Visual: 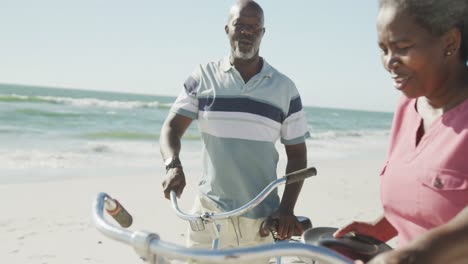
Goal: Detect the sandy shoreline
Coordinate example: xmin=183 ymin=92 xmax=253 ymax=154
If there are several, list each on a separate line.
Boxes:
xmin=1 ymin=143 xmax=390 ymax=263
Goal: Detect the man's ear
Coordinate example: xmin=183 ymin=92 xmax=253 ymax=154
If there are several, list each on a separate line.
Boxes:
xmin=225 ymin=25 xmax=229 ymax=35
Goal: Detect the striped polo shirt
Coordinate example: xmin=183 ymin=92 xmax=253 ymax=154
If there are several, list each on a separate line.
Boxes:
xmin=171 ymin=57 xmax=310 ymax=218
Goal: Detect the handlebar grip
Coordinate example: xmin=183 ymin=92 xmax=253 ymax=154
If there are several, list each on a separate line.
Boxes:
xmin=285 ymin=167 xmax=317 ymax=184
xmin=105 ymin=198 xmax=133 ymax=228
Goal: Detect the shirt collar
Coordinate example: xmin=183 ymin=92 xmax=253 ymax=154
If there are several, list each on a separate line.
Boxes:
xmin=221 ymin=56 xmax=233 ymax=72
xmin=221 ymin=56 xmax=273 ymax=78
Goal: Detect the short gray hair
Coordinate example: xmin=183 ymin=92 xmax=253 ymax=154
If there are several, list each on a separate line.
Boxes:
xmin=227 ymin=0 xmax=264 ymax=25
xmin=379 ymin=0 xmax=468 ymax=62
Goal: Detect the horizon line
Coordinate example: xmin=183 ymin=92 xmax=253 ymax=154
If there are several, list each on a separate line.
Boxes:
xmin=0 ymin=81 xmax=394 ymax=114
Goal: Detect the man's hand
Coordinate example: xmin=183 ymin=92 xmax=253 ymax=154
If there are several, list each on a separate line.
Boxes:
xmin=261 ymin=209 xmax=304 ymax=240
xmin=266 ymin=142 xmax=307 ymax=240
xmin=162 ymin=167 xmax=186 ymax=199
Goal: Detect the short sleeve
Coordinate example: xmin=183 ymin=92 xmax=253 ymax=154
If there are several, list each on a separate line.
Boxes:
xmin=280 ymin=95 xmax=310 ymax=145
xmin=170 ymin=67 xmax=201 ymax=120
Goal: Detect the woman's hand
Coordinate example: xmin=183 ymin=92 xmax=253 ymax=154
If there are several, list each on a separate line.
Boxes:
xmin=334 ymin=221 xmax=378 ymax=238
xmin=334 ymin=216 xmax=397 ymax=242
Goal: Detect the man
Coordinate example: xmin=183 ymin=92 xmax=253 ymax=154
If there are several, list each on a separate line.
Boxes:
xmin=159 ymin=0 xmax=310 ymax=255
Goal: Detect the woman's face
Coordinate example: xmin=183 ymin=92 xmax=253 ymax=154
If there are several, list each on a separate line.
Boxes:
xmin=377 ymin=5 xmax=449 ymax=98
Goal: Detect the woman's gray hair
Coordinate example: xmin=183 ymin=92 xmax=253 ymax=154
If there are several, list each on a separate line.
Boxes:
xmin=379 ymin=0 xmax=468 ymax=62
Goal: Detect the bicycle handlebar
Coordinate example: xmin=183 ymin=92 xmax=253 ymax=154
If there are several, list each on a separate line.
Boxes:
xmin=285 ymin=167 xmax=317 ymax=184
xmin=93 ymin=192 xmax=352 ymax=264
xmin=170 ymin=167 xmax=317 ymax=222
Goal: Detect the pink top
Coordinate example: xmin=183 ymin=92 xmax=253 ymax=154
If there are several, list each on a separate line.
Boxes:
xmin=380 ymin=96 xmax=468 ymax=246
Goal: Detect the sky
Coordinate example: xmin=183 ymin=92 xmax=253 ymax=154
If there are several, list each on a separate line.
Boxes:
xmin=0 ymin=0 xmax=401 ymax=112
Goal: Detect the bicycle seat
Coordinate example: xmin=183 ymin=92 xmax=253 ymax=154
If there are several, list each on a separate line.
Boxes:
xmin=295 ymin=216 xmax=312 ymax=236
xmin=302 ymin=227 xmax=392 ymax=262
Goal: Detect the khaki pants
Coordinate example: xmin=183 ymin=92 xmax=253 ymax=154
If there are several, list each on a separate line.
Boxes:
xmin=186 ymin=195 xmax=274 ymax=264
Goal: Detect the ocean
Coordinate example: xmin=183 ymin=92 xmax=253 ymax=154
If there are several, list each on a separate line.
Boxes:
xmin=0 ymin=83 xmax=393 ymax=183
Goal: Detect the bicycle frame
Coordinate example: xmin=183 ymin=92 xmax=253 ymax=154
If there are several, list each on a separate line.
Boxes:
xmin=93 ymin=192 xmax=353 ymax=264
xmin=170 ymin=167 xmax=318 ymax=250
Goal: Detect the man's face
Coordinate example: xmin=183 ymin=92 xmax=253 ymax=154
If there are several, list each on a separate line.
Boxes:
xmin=225 ymin=5 xmax=265 ymax=60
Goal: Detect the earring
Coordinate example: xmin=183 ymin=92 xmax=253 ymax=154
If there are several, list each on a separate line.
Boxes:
xmin=445 ymin=51 xmax=453 ymax=56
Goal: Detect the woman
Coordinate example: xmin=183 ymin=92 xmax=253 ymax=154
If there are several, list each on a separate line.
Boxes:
xmin=335 ymin=0 xmax=468 ymax=263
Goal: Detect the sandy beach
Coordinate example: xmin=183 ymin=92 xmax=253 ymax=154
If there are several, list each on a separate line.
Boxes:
xmin=0 ymin=139 xmax=391 ymax=264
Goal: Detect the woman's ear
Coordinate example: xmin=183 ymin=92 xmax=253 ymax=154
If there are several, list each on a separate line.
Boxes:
xmin=442 ymin=27 xmax=462 ymax=56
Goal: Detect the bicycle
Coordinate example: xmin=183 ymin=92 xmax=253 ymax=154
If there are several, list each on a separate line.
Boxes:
xmin=169 ymin=167 xmax=316 ymax=263
xmin=92 ymin=167 xmax=353 ymax=263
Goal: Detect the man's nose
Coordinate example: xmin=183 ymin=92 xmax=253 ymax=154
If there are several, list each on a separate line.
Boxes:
xmin=240 ymin=28 xmax=254 ymax=36
xmin=238 ymin=24 xmax=256 ymax=35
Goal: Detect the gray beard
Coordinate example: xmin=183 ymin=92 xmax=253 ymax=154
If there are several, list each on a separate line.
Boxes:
xmin=232 ymin=46 xmax=256 ymax=60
